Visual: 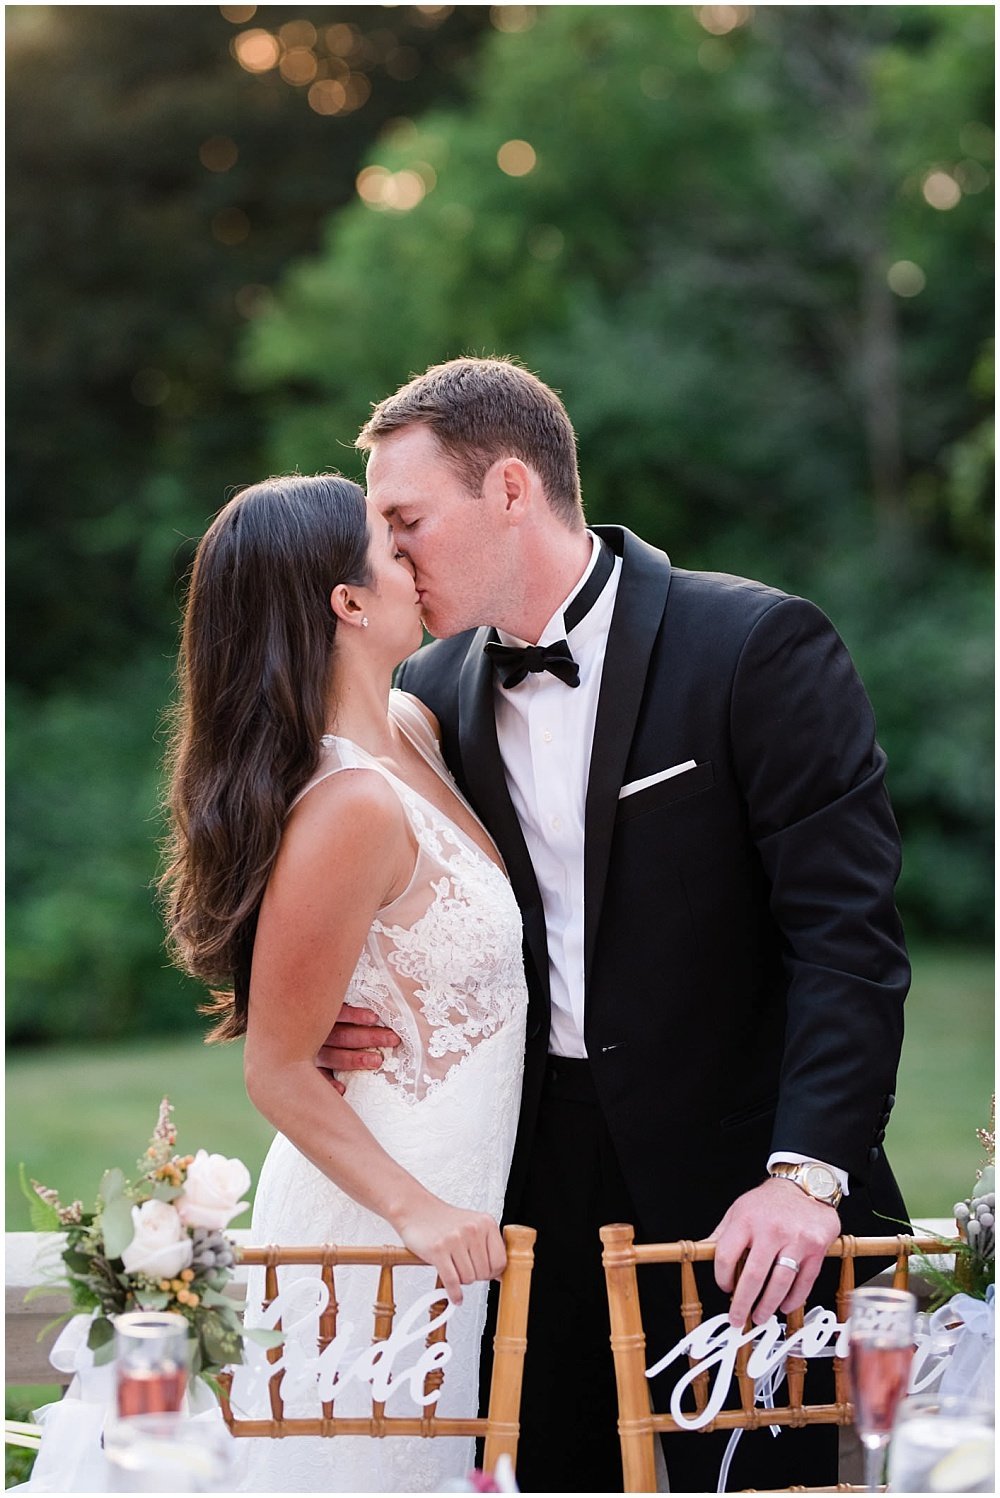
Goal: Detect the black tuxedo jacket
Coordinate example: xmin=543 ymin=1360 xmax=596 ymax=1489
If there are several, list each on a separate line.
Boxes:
xmin=396 ymin=526 xmax=908 ymax=1240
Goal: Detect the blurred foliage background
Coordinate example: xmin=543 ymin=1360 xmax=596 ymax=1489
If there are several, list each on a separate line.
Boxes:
xmin=6 ymin=3 xmax=994 ymax=1053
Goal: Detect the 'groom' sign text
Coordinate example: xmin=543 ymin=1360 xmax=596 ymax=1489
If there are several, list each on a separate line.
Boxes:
xmin=645 ymin=1307 xmax=850 ymax=1429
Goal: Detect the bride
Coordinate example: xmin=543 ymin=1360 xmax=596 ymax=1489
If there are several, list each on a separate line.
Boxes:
xmin=160 ymin=473 xmax=528 ymax=1492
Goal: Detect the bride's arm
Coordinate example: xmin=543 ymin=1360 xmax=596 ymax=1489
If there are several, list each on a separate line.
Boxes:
xmin=243 ymin=768 xmax=505 ymax=1303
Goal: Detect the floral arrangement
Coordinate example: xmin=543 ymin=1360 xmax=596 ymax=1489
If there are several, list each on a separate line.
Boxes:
xmin=22 ymin=1098 xmax=277 ymax=1387
xmin=918 ymin=1099 xmax=995 ymax=1310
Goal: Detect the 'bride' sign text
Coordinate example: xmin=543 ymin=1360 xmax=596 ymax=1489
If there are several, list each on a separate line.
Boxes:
xmin=228 ymin=1279 xmax=457 ymax=1413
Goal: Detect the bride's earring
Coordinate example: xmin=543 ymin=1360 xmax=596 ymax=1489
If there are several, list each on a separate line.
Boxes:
xmin=361 ymin=617 xmax=369 ymax=628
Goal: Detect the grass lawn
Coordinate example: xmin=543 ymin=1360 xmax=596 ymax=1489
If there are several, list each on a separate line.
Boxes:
xmin=6 ymin=1036 xmax=275 ymax=1230
xmin=3 ymin=944 xmax=993 ymax=1487
xmin=5 ymin=943 xmax=994 ymax=1227
xmin=883 ymin=943 xmax=995 ymax=1217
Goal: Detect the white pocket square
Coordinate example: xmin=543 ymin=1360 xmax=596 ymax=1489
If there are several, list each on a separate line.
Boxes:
xmin=619 ymin=761 xmax=698 ymax=800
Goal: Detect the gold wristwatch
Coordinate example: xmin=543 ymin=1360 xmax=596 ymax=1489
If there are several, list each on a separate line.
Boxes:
xmin=768 ymin=1160 xmax=843 ymax=1209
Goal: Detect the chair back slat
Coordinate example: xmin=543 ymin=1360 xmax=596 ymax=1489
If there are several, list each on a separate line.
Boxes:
xmin=601 ymin=1227 xmax=950 ymax=1493
xmin=784 ymin=1306 xmax=807 ymax=1415
xmin=678 ymin=1248 xmax=710 ymax=1415
xmin=263 ymin=1257 xmax=284 ymax=1421
xmin=892 ymin=1243 xmax=912 ymax=1290
xmin=735 ymin=1328 xmax=757 ymax=1418
xmin=421 ymin=1288 xmax=450 ymax=1424
xmin=220 ymin=1224 xmax=535 ymax=1475
xmin=370 ymin=1262 xmax=397 ymax=1429
xmin=320 ymin=1260 xmax=338 ymax=1419
xmin=833 ymin=1247 xmax=856 ymax=1409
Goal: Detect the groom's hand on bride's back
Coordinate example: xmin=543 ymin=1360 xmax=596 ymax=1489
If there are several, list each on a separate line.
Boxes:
xmin=315 ymin=1003 xmax=402 ymax=1095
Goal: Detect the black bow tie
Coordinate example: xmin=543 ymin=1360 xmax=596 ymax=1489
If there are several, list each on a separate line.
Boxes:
xmin=483 ymin=536 xmax=615 ymax=690
xmin=483 ymin=638 xmax=580 ymax=689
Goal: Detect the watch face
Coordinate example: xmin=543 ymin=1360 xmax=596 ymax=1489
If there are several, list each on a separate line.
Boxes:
xmin=804 ymin=1164 xmax=837 ymax=1199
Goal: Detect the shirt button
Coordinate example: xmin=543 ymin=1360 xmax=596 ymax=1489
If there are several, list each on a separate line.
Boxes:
xmin=542 ymin=730 xmax=553 ymax=743
xmin=550 ymin=816 xmax=561 ymax=832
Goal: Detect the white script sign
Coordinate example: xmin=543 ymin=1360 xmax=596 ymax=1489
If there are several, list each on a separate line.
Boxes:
xmin=228 ymin=1278 xmax=457 ymax=1414
xmin=645 ymin=1307 xmax=850 ymax=1429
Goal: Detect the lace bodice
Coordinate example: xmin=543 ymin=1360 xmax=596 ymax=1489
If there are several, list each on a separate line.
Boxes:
xmin=292 ymin=691 xmax=526 ymax=1104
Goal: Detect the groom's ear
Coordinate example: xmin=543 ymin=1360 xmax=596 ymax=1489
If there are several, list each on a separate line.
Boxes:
xmin=492 ymin=457 xmax=532 ymax=523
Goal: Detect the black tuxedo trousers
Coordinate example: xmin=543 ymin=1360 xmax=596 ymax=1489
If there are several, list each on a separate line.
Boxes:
xmin=397 ymin=528 xmax=909 ymax=1491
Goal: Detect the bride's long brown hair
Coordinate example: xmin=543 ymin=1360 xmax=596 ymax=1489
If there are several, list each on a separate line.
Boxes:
xmin=159 ymin=474 xmax=372 ymax=1040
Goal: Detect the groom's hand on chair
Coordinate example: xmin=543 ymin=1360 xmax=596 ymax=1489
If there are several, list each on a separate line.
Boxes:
xmin=315 ymin=1004 xmax=402 ymax=1096
xmin=709 ymin=1179 xmax=840 ymax=1329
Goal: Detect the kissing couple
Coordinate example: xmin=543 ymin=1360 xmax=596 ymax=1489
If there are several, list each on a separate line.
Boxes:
xmin=161 ymin=356 xmax=909 ymax=1493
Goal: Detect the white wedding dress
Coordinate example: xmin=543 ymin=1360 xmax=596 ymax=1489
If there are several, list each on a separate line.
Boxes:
xmin=231 ymin=691 xmax=528 ymax=1493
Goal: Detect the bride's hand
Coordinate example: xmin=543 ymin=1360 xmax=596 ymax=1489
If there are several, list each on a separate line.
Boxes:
xmin=394 ymin=1200 xmax=507 ymax=1306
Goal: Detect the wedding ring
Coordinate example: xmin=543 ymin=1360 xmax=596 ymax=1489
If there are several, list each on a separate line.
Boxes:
xmin=777 ymin=1255 xmax=800 ymax=1272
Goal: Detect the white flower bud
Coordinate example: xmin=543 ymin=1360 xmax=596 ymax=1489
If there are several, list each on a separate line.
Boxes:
xmin=121 ymin=1200 xmax=193 ymax=1279
xmin=176 ymin=1150 xmax=250 ymax=1231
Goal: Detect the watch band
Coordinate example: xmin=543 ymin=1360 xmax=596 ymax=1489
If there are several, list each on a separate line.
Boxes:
xmin=768 ymin=1160 xmax=843 ymax=1209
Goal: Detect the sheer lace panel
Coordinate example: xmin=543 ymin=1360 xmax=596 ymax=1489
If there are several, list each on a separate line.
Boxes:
xmin=293 ymin=692 xmax=526 ymax=1104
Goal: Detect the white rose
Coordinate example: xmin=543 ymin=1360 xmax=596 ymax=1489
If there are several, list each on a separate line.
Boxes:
xmin=176 ymin=1150 xmax=251 ymax=1231
xmin=121 ymin=1200 xmax=193 ymax=1279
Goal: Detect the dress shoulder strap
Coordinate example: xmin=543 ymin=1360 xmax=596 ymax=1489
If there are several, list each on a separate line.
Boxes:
xmin=287 ymin=738 xmax=381 ymax=814
xmin=389 ymin=690 xmax=441 ymax=762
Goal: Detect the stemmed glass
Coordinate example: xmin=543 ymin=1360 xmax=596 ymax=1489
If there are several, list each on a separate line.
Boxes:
xmin=114 ymin=1310 xmax=190 ymax=1417
xmin=848 ymin=1286 xmax=917 ymax=1492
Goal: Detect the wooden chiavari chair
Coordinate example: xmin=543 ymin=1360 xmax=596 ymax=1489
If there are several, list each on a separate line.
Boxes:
xmin=600 ymin=1226 xmax=951 ymax=1493
xmin=218 ymin=1223 xmax=535 ymax=1473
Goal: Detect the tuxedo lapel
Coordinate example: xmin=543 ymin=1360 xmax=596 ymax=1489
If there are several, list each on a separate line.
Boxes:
xmin=583 ymin=527 xmax=673 ymax=988
xmin=457 ymin=632 xmax=550 ymax=1004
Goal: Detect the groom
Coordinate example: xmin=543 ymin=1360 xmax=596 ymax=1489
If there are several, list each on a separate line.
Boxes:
xmin=321 ymin=357 xmax=909 ymax=1492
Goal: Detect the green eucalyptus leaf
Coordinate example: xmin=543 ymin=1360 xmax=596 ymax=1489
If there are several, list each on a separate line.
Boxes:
xmin=199 ymin=1310 xmax=241 ymax=1366
xmin=198 ymin=1370 xmax=224 ymax=1401
xmin=93 ymin=1337 xmax=117 ymax=1367
xmin=99 ymin=1168 xmax=126 ymax=1204
xmin=197 ymin=1287 xmax=232 ymax=1309
xmin=217 ymin=1304 xmax=244 ymax=1327
xmin=87 ymin=1316 xmax=115 ymax=1352
xmin=135 ymin=1290 xmax=170 ymax=1310
xmin=242 ymin=1326 xmax=285 ymax=1349
xmin=150 ymin=1182 xmax=183 ymax=1202
xmin=63 ymin=1249 xmax=93 ymax=1274
xmin=101 ymin=1196 xmax=135 ymax=1260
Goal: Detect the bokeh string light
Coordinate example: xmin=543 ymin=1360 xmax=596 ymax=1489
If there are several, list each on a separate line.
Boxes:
xmin=922 ymin=170 xmax=962 ymax=210
xmin=226 ymin=10 xmax=450 ymax=115
xmin=887 ymin=261 xmax=926 ymax=298
xmin=695 ymin=6 xmax=753 ymax=36
xmin=199 ymin=136 xmax=238 ymax=173
xmin=497 ymin=139 xmax=537 ymax=177
xmin=490 ymin=6 xmax=536 ymax=33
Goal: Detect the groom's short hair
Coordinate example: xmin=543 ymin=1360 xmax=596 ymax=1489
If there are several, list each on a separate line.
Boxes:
xmin=356 ymin=356 xmax=584 ymax=527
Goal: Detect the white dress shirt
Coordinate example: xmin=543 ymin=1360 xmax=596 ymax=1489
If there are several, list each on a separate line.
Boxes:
xmin=493 ymin=533 xmax=619 ymax=1059
xmin=491 ymin=532 xmax=848 ymax=1193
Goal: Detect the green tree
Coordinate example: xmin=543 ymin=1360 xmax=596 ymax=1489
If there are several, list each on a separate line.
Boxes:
xmin=7 ymin=3 xmax=490 ymax=692
xmin=6 ymin=4 xmax=492 ymax=1041
xmin=243 ymin=4 xmax=994 ymax=938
